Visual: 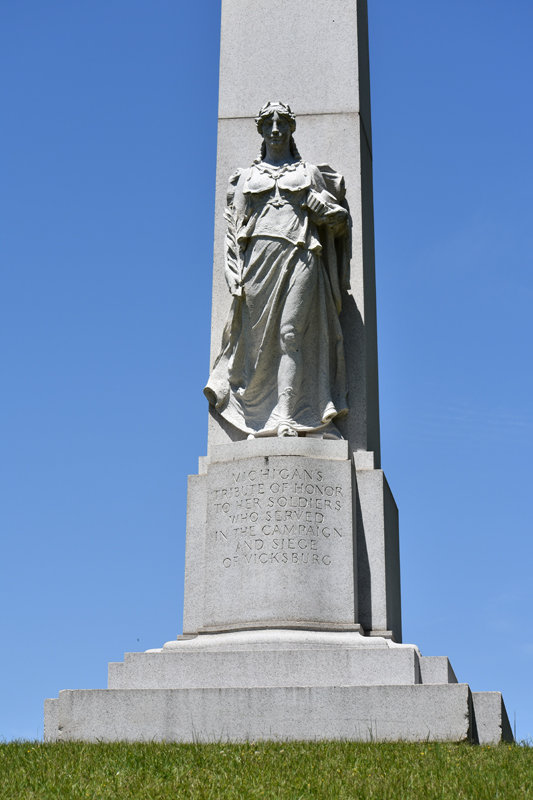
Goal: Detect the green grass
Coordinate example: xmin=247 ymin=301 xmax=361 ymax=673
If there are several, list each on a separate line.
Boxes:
xmin=0 ymin=740 xmax=531 ymax=799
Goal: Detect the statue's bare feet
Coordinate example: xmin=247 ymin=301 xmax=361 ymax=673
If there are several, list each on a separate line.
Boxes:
xmin=277 ymin=423 xmax=298 ymax=437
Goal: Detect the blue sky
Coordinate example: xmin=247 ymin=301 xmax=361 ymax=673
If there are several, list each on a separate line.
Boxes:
xmin=1 ymin=0 xmax=532 ymax=742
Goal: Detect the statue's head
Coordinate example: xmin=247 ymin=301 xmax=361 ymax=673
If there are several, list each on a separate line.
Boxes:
xmin=254 ymin=101 xmax=300 ymax=162
xmin=255 ymin=101 xmax=296 ymax=135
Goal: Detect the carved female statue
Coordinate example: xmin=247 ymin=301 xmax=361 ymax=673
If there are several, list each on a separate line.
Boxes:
xmin=204 ymin=101 xmax=350 ymax=438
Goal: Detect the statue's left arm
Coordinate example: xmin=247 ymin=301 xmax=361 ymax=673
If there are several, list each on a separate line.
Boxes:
xmin=305 ymin=164 xmax=348 ymax=234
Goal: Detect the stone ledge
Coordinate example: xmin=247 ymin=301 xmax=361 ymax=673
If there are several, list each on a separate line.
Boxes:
xmin=107 ymin=642 xmax=419 ymax=690
xmin=207 ymin=438 xmax=352 ymax=464
xmin=47 ymin=684 xmax=473 ymax=743
xmin=196 ymin=621 xmax=364 ymax=635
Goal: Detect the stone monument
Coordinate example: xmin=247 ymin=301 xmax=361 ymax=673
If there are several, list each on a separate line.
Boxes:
xmin=44 ymin=0 xmax=512 ymax=744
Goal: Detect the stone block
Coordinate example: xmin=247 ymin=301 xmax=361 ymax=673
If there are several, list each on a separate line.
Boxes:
xmin=472 ymin=692 xmax=514 ymax=744
xmin=354 ymin=451 xmax=375 ymax=470
xmin=218 ymin=0 xmax=363 ymax=120
xmin=55 ymin=683 xmax=472 ymax=743
xmin=182 ymin=473 xmax=207 ymax=635
xmin=419 ymin=656 xmax=458 ymax=685
xmin=202 ymin=449 xmax=357 ymax=630
xmin=356 ymin=469 xmax=401 ymax=641
xmin=44 ymin=698 xmax=58 ymax=742
xmin=108 ymin=663 xmax=124 ymax=689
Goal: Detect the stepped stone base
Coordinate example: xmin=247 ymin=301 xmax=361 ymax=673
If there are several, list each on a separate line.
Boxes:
xmin=42 ymin=436 xmax=511 ymax=746
xmin=44 ymin=631 xmax=512 ymax=744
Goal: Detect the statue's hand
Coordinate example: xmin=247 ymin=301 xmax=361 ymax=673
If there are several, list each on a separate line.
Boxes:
xmin=305 ymin=190 xmax=348 ymax=230
xmin=323 ymin=207 xmax=348 ymax=228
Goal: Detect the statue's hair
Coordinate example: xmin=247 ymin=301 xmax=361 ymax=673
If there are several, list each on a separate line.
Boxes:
xmin=255 ymin=101 xmax=296 ymax=134
xmin=255 ymin=101 xmax=301 ymax=163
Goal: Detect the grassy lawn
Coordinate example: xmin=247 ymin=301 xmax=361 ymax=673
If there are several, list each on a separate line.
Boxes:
xmin=0 ymin=740 xmax=531 ymax=799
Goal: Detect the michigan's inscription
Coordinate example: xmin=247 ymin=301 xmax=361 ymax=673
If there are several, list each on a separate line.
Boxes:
xmin=209 ymin=465 xmax=345 ymax=568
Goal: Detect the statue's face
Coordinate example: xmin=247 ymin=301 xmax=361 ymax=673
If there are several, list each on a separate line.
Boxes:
xmin=262 ymin=111 xmax=292 ymax=150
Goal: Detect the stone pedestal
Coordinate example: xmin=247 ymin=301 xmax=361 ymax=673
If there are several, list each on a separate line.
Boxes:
xmin=184 ymin=439 xmax=401 ymax=642
xmin=198 ymin=441 xmax=358 ymax=632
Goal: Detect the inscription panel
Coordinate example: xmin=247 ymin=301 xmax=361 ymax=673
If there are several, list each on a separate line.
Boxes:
xmin=203 ymin=455 xmax=356 ymax=628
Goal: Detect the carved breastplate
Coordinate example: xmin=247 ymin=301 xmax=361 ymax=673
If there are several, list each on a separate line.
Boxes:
xmin=243 ymin=162 xmax=311 ymax=210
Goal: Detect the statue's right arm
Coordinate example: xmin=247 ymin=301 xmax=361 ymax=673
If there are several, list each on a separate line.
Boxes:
xmin=224 ymin=168 xmax=250 ymax=297
xmin=231 ymin=169 xmax=249 ymax=221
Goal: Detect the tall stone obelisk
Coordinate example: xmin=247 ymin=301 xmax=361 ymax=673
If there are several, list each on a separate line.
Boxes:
xmin=44 ymin=0 xmax=513 ymax=745
xmin=210 ymin=0 xmax=380 ymax=460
